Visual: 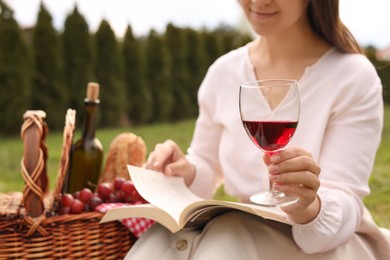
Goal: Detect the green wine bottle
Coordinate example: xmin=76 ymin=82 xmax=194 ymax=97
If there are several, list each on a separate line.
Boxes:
xmin=65 ymin=82 xmax=103 ymax=193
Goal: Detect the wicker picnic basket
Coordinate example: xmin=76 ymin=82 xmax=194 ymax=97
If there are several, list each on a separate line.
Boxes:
xmin=0 ymin=110 xmax=136 ymax=259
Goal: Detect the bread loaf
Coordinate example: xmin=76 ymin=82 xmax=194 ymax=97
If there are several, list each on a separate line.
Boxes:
xmin=99 ymin=132 xmax=146 ymax=183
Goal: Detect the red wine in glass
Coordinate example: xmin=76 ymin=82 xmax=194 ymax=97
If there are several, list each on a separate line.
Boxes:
xmin=242 ymin=120 xmax=298 ymax=152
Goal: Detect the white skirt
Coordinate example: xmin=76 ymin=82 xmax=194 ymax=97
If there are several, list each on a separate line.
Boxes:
xmin=125 ymin=210 xmax=390 ymax=260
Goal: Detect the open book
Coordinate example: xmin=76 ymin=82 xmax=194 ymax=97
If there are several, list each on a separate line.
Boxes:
xmin=100 ymin=165 xmax=290 ymax=233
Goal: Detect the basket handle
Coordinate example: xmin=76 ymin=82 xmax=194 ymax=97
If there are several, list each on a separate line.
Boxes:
xmin=20 ymin=110 xmax=48 ymax=218
xmin=50 ymin=109 xmax=76 ymax=210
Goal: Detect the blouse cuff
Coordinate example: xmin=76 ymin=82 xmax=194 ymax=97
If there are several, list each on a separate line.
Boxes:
xmin=290 ymin=194 xmax=343 ymax=253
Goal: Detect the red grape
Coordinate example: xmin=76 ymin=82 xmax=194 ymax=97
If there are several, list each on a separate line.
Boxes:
xmin=114 ymin=177 xmax=126 ymax=191
xmin=97 ymin=182 xmax=113 ymax=199
xmin=121 ymin=180 xmax=135 ymax=196
xmin=61 ymin=193 xmax=74 ymax=207
xmin=84 ymin=203 xmax=90 ymax=212
xmin=73 ymin=191 xmax=80 ymax=199
xmin=79 ymin=188 xmax=93 ymax=203
xmin=115 ymin=190 xmax=125 ymax=201
xmin=107 ymin=192 xmax=120 ymax=203
xmin=59 ymin=206 xmax=70 ymax=215
xmin=89 ymin=196 xmax=103 ymax=211
xmin=123 ymin=195 xmax=135 ymax=203
xmin=57 ymin=177 xmax=147 ymax=215
xmin=70 ymin=199 xmax=84 ymax=214
xmin=132 ymin=190 xmax=146 ymax=203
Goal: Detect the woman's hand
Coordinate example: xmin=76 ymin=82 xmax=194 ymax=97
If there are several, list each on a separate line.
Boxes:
xmin=144 ymin=139 xmax=195 ymax=186
xmin=264 ymin=147 xmax=321 ymax=224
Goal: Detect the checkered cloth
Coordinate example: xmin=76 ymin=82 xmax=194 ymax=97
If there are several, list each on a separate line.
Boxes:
xmin=96 ymin=202 xmax=155 ymax=238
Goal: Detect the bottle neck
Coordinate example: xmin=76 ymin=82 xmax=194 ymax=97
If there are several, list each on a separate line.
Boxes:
xmin=82 ymin=100 xmax=99 ymax=140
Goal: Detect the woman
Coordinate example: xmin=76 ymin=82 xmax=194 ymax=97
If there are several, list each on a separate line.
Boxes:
xmin=126 ymin=0 xmax=390 ymax=259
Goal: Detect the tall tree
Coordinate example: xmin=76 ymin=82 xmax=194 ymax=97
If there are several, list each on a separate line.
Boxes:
xmin=216 ymin=25 xmax=253 ymax=53
xmin=216 ymin=26 xmax=237 ymax=55
xmin=145 ymin=29 xmax=173 ymax=122
xmin=122 ymin=25 xmax=152 ymax=124
xmin=202 ymin=30 xmax=223 ymax=68
xmin=0 ymin=1 xmax=30 ymax=135
xmin=94 ymin=19 xmax=125 ymax=127
xmin=165 ymin=23 xmax=193 ymax=120
xmin=378 ymin=64 xmax=390 ymax=104
xmin=31 ymin=3 xmax=67 ymax=130
xmin=62 ymin=6 xmax=94 ymax=121
xmin=366 ymin=46 xmax=390 ymax=104
xmin=183 ymin=27 xmax=207 ymax=115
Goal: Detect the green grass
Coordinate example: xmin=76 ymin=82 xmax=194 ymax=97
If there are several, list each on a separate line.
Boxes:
xmin=0 ymin=119 xmax=196 ymax=192
xmin=1 ymin=106 xmax=389 ymax=228
xmin=364 ymin=105 xmax=390 ymax=228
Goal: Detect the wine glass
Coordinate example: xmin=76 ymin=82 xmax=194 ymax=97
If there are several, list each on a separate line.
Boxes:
xmin=239 ymin=79 xmax=300 ymax=207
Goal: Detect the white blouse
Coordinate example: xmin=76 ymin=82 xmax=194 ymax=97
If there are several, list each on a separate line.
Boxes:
xmin=186 ymin=44 xmax=384 ymax=253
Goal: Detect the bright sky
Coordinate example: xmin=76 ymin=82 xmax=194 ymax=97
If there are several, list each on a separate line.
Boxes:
xmin=3 ymin=0 xmax=390 ymax=49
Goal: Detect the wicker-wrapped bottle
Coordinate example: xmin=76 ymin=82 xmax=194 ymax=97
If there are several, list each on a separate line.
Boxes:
xmin=65 ymin=82 xmax=103 ymax=193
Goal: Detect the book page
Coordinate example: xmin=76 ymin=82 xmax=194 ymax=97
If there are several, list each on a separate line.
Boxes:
xmin=128 ymin=165 xmax=203 ymax=224
xmin=100 ymin=203 xmax=181 ymax=233
xmin=101 ymin=166 xmax=289 ymax=232
xmin=182 ymin=200 xmax=288 ymax=225
xmin=183 ymin=205 xmax=236 ymax=230
xmin=129 ymin=165 xmax=288 ymax=226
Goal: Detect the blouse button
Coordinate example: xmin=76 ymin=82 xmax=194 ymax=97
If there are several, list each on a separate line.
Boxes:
xmin=176 ymin=239 xmax=188 ymax=251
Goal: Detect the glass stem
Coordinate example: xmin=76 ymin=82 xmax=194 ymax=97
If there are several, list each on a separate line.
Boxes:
xmin=269 ymin=179 xmax=278 ymax=194
xmin=266 ymin=150 xmax=281 ymax=194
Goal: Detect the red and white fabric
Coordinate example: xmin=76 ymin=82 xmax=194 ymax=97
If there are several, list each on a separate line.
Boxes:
xmin=96 ymin=202 xmax=155 ymax=238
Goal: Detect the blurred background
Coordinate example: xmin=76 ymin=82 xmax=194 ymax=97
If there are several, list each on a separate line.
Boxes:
xmin=0 ymin=0 xmax=389 ymax=134
xmin=0 ymin=0 xmax=389 ymax=227
xmin=5 ymin=0 xmax=390 ymax=48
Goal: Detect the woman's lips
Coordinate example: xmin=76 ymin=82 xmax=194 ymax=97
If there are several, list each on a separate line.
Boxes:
xmin=250 ymin=10 xmax=277 ymax=19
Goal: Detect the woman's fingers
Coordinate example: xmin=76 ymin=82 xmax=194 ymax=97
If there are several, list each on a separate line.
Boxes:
xmin=144 ymin=140 xmax=195 ymax=186
xmin=145 ymin=140 xmax=182 ymax=171
xmin=145 ymin=150 xmax=164 ymax=171
xmin=269 ymin=148 xmax=321 ymax=178
xmin=272 ymin=172 xmax=319 ymax=194
xmin=165 ymin=158 xmax=195 ymax=186
xmin=267 ymin=147 xmax=321 ymax=217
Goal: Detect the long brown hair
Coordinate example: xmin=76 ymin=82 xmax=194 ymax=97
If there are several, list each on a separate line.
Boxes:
xmin=308 ymin=0 xmax=362 ymax=54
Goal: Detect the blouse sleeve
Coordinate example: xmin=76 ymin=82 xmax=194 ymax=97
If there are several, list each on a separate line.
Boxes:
xmin=186 ymin=64 xmax=224 ymax=199
xmin=291 ymin=62 xmax=384 ymax=253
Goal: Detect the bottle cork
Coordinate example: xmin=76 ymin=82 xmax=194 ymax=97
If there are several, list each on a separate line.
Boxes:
xmin=86 ymin=82 xmax=100 ymax=101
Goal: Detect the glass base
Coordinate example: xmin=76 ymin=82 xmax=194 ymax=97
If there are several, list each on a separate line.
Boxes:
xmin=250 ymin=190 xmax=299 ymax=207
